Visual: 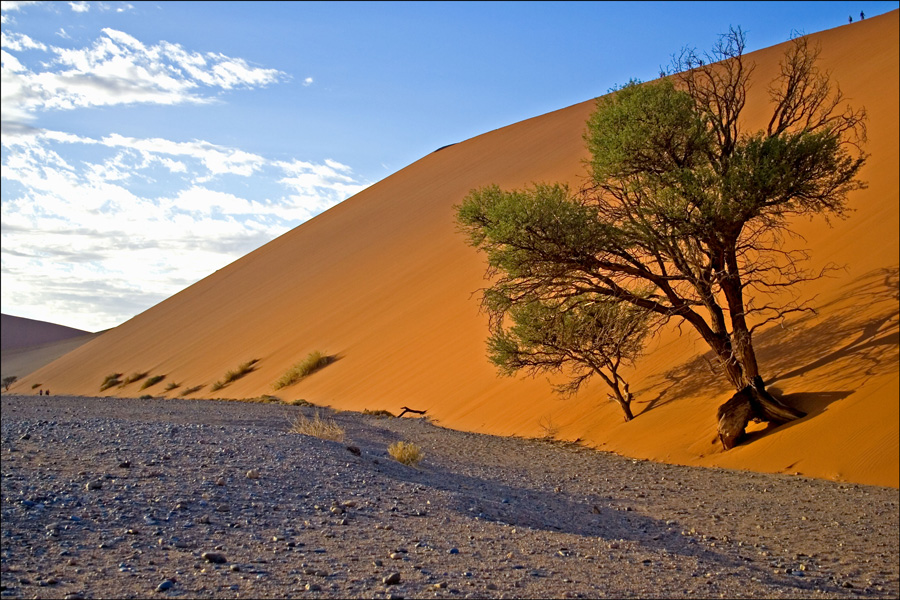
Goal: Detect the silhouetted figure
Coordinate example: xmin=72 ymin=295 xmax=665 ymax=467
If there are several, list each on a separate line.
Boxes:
xmin=860 ymin=11 xmax=865 ymax=20
xmin=848 ymin=15 xmax=853 ymax=23
xmin=38 ymin=390 xmax=43 ymax=395
xmin=46 ymin=389 xmax=50 ymax=396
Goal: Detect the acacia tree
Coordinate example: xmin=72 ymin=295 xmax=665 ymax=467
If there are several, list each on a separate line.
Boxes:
xmin=457 ymin=28 xmax=866 ymax=427
xmin=486 ymin=288 xmax=652 ymax=421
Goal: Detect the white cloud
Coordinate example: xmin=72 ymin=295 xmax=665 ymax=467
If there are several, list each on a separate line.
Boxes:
xmin=303 ymin=76 xmax=313 ymax=86
xmin=68 ymin=1 xmax=90 ymax=13
xmin=1 ymin=27 xmax=286 ymax=122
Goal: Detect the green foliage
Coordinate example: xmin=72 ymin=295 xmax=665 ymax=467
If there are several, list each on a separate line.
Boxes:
xmin=274 ymin=351 xmax=332 ymax=390
xmin=2 ymin=376 xmax=17 ymax=391
xmin=223 ymin=359 xmax=259 ymax=384
xmin=457 ymin=28 xmax=866 ymax=400
xmin=164 ymin=381 xmax=180 ymax=392
xmin=140 ymin=375 xmax=166 ymax=390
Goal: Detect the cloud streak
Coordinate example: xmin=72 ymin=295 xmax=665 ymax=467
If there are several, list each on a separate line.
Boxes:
xmin=2 ymin=26 xmax=285 ymax=124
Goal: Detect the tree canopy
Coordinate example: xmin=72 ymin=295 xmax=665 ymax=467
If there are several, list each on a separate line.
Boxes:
xmin=457 ymin=28 xmax=866 ymax=427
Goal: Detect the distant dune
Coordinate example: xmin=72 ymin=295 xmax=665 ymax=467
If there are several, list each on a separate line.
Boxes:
xmin=1 ymin=314 xmax=91 ymax=351
xmin=11 ymin=13 xmax=898 ymax=487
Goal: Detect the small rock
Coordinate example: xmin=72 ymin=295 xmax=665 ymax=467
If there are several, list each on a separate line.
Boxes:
xmin=383 ymin=572 xmax=401 ymax=585
xmin=305 ymin=583 xmax=321 ymax=591
xmin=330 ymin=506 xmax=344 ymax=515
xmin=215 ymin=477 xmax=226 ymax=486
xmin=246 ymin=469 xmax=260 ymax=479
xmin=201 ymin=552 xmax=227 ymax=564
xmin=155 ymin=579 xmax=174 ymax=592
xmin=346 ymin=446 xmax=361 ymax=456
xmin=448 ymin=548 xmax=459 ymax=554
xmin=118 ymin=461 xmax=131 ymax=468
xmin=85 ymin=480 xmax=102 ymax=491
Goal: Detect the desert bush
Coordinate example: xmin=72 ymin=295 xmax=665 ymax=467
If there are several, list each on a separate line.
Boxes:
xmin=388 ymin=441 xmax=424 ymax=466
xmin=31 ymin=383 xmax=41 ymax=390
xmin=210 ymin=381 xmax=225 ymax=392
xmin=273 ymin=351 xmax=331 ymax=389
xmin=164 ymin=382 xmax=180 ymax=391
xmin=224 ymin=359 xmax=259 ymax=384
xmin=100 ymin=373 xmax=122 ymax=391
xmin=290 ymin=411 xmax=344 ymax=442
xmin=180 ymin=385 xmax=204 ymax=397
xmin=140 ymin=375 xmax=166 ymax=390
xmin=122 ymin=372 xmax=149 ymax=386
xmin=2 ymin=376 xmax=17 ymax=391
xmin=139 ymin=394 xmax=153 ymax=400
xmin=290 ymin=398 xmax=314 ymax=407
xmin=363 ymin=408 xmax=395 ymax=418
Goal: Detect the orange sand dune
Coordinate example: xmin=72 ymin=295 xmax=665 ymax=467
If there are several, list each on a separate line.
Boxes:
xmin=13 ymin=13 xmax=898 ymax=487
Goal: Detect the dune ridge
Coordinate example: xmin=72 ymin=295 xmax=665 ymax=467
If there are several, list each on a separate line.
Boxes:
xmin=10 ymin=13 xmax=898 ymax=487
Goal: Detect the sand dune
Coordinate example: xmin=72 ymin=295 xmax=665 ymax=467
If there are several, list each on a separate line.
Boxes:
xmin=1 ymin=314 xmax=92 ymax=351
xmin=11 ymin=13 xmax=898 ymax=487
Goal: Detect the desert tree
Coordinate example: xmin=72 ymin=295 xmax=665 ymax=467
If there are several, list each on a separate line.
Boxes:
xmin=457 ymin=28 xmax=866 ymax=433
xmin=2 ymin=376 xmax=17 ymax=392
xmin=486 ymin=284 xmax=652 ymax=421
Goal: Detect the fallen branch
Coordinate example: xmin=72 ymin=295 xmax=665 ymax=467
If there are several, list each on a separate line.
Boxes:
xmin=397 ymin=406 xmax=427 ymax=418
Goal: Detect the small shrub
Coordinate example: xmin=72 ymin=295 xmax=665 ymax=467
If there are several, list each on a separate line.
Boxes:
xmin=290 ymin=398 xmax=314 ymax=407
xmin=274 ymin=351 xmax=332 ymax=389
xmin=139 ymin=394 xmax=153 ymax=400
xmin=363 ymin=408 xmax=395 ymax=418
xmin=223 ymin=359 xmax=259 ymax=384
xmin=388 ymin=441 xmax=424 ymax=466
xmin=164 ymin=382 xmax=180 ymax=392
xmin=100 ymin=373 xmax=123 ymax=391
xmin=290 ymin=411 xmax=344 ymax=442
xmin=31 ymin=383 xmax=41 ymax=390
xmin=210 ymin=381 xmax=225 ymax=392
xmin=2 ymin=376 xmax=17 ymax=391
xmin=180 ymin=385 xmax=204 ymax=397
xmin=140 ymin=375 xmax=166 ymax=390
xmin=122 ymin=371 xmax=149 ymax=386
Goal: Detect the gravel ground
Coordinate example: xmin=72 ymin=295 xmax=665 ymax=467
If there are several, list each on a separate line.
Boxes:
xmin=1 ymin=394 xmax=897 ymax=599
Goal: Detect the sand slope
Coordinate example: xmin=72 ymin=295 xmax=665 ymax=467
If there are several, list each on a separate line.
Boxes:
xmin=12 ymin=13 xmax=898 ymax=487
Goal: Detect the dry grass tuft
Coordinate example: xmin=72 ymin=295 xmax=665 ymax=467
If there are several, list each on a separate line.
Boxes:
xmin=363 ymin=408 xmax=395 ymax=418
xmin=290 ymin=411 xmax=344 ymax=442
xmin=274 ymin=351 xmax=332 ymax=389
xmin=388 ymin=441 xmax=424 ymax=466
xmin=140 ymin=375 xmax=166 ymax=390
xmin=100 ymin=373 xmax=122 ymax=391
xmin=122 ymin=372 xmax=149 ymax=386
xmin=180 ymin=385 xmax=204 ymax=397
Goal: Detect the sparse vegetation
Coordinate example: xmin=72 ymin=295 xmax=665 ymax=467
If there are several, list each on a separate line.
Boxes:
xmin=139 ymin=394 xmax=153 ymax=400
xmin=140 ymin=375 xmax=166 ymax=390
xmin=164 ymin=382 xmax=180 ymax=392
xmin=388 ymin=441 xmax=424 ymax=466
xmin=210 ymin=381 xmax=225 ymax=392
xmin=363 ymin=408 xmax=395 ymax=418
xmin=180 ymin=385 xmax=204 ymax=397
xmin=290 ymin=398 xmax=315 ymax=407
xmin=289 ymin=410 xmax=345 ymax=442
xmin=100 ymin=373 xmax=122 ymax=391
xmin=224 ymin=359 xmax=259 ymax=384
xmin=122 ymin=372 xmax=149 ymax=386
xmin=31 ymin=383 xmax=41 ymax=390
xmin=274 ymin=351 xmax=332 ymax=390
xmin=2 ymin=376 xmax=17 ymax=391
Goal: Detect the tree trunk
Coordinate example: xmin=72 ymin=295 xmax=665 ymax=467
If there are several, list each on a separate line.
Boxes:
xmin=716 ymin=376 xmax=806 ymax=450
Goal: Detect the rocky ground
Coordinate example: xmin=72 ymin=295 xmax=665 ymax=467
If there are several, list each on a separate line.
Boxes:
xmin=1 ymin=394 xmax=897 ymax=599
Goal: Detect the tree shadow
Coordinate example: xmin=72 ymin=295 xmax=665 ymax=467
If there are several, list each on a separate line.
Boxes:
xmin=635 ymin=266 xmax=899 ymax=419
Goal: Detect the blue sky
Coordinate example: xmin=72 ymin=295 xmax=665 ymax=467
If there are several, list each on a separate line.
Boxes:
xmin=2 ymin=1 xmax=897 ymax=332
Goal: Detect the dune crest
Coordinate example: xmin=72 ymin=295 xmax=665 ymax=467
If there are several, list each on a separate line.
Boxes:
xmin=12 ymin=12 xmax=898 ymax=487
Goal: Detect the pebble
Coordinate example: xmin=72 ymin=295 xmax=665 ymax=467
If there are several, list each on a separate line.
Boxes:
xmin=383 ymin=572 xmax=402 ymax=585
xmin=201 ymin=552 xmax=227 ymax=564
xmin=155 ymin=579 xmax=174 ymax=592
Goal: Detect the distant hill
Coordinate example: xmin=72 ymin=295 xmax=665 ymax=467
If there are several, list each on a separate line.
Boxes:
xmin=1 ymin=314 xmax=92 ymax=351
